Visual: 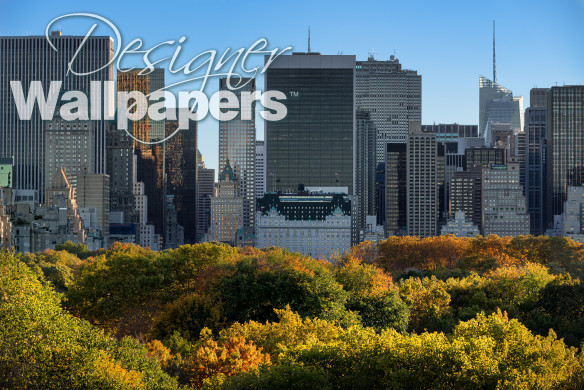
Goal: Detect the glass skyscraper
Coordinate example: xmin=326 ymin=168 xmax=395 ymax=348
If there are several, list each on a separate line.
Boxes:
xmin=479 ymin=75 xmax=523 ymax=145
xmin=525 ymin=88 xmax=548 ymax=235
xmin=265 ymin=53 xmax=355 ymax=194
xmin=117 ymin=68 xmax=166 ymax=238
xmin=546 ymin=85 xmax=584 ymax=225
xmin=219 ymin=77 xmax=256 ymax=232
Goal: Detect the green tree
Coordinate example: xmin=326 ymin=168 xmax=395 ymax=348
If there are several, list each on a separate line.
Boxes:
xmin=0 ymin=250 xmax=180 ymax=389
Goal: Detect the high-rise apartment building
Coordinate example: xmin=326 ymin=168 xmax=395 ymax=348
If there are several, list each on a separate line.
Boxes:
xmin=356 ymin=55 xmax=421 ymax=160
xmin=546 ymin=86 xmax=584 ymax=225
xmin=407 ymin=121 xmax=438 ymax=237
xmin=450 ymin=166 xmax=484 ymax=232
xmin=482 ymin=162 xmax=530 ymax=237
xmin=0 ymin=32 xmax=114 ymax=203
xmin=525 ymin=88 xmax=548 ymax=235
xmin=255 ymin=141 xmax=266 ymax=199
xmin=265 ymin=53 xmax=355 ymax=194
xmin=219 ymin=78 xmax=255 ymax=232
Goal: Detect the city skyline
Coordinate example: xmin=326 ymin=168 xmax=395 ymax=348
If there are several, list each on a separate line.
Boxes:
xmin=2 ymin=0 xmax=583 ymax=174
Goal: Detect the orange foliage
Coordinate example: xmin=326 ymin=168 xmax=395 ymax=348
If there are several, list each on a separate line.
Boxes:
xmin=374 ymin=235 xmax=570 ymax=275
xmin=188 ymin=331 xmax=270 ymax=388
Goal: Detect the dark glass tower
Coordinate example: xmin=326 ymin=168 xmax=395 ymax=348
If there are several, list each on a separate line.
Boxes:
xmin=525 ymin=88 xmax=548 ymax=235
xmin=264 ymin=54 xmax=355 ymax=194
xmin=546 ymin=86 xmax=584 ymax=224
xmin=165 ymin=120 xmax=197 ymax=244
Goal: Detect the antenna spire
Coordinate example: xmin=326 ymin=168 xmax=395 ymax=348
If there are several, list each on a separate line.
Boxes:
xmin=308 ymin=26 xmax=311 ymax=53
xmin=493 ymin=20 xmax=497 ymax=83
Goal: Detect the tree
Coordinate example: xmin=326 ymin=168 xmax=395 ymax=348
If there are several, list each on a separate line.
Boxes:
xmin=335 ymin=257 xmax=409 ymax=331
xmin=0 ymin=250 xmax=180 ymax=389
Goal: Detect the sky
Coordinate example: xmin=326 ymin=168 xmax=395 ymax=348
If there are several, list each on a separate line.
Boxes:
xmin=1 ymin=0 xmax=583 ymax=175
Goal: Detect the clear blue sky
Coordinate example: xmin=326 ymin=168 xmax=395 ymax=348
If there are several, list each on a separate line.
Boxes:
xmin=1 ymin=0 xmax=583 ymax=174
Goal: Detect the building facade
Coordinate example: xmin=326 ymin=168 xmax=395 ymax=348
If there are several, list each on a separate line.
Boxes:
xmin=356 ymin=55 xmax=421 ymax=159
xmin=165 ymin=120 xmax=197 ymax=244
xmin=546 ymin=86 xmax=584 ymax=226
xmin=265 ymin=53 xmax=355 ymax=194
xmin=255 ymin=140 xmax=266 ymax=198
xmin=479 ymin=75 xmax=523 ymax=145
xmin=385 ymin=143 xmax=407 ymax=236
xmin=482 ymin=162 xmax=530 ymax=237
xmin=0 ymin=32 xmax=114 ymax=203
xmin=465 ymin=147 xmax=506 ymax=170
xmin=117 ymin=68 xmax=165 ymax=238
xmin=450 ymin=166 xmax=484 ymax=232
xmin=44 ymin=102 xmax=94 ymax=192
xmin=355 ymin=108 xmax=376 ymax=238
xmin=196 ymin=151 xmax=215 ymax=243
xmin=407 ymin=121 xmax=438 ymax=237
xmin=208 ymin=161 xmax=243 ymax=245
xmin=525 ymin=88 xmax=548 ymax=235
xmin=107 ymin=120 xmax=135 ymax=225
xmin=256 ymin=190 xmax=353 ymax=258
xmin=219 ymin=78 xmax=255 ymax=233
xmin=441 ymin=211 xmax=480 ymax=237
xmin=76 ymin=167 xmax=110 ymax=247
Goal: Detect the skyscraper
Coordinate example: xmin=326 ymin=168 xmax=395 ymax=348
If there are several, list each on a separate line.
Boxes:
xmin=44 ymin=97 xmax=94 ymax=192
xmin=479 ymin=76 xmax=523 ymax=145
xmin=450 ymin=166 xmax=484 ymax=232
xmin=218 ymin=78 xmax=255 ymax=233
xmin=107 ymin=121 xmax=135 ymax=224
xmin=196 ymin=151 xmax=215 ymax=243
xmin=546 ymin=85 xmax=584 ymax=224
xmin=255 ymin=141 xmax=266 ymax=199
xmin=525 ymin=88 xmax=548 ymax=235
xmin=407 ymin=121 xmax=438 ymax=237
xmin=0 ymin=32 xmax=114 ymax=203
xmin=356 ymin=55 xmax=422 ymax=158
xmin=265 ymin=53 xmax=355 ymax=194
xmin=209 ymin=161 xmax=243 ymax=245
xmin=76 ymin=167 xmax=110 ymax=246
xmin=385 ymin=143 xmax=407 ymax=236
xmin=117 ymin=68 xmax=165 ymax=238
xmin=165 ymin=120 xmax=197 ymax=244
xmin=355 ymin=108 xmax=376 ymax=237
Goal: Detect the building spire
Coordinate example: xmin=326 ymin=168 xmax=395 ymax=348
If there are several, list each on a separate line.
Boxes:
xmin=493 ymin=20 xmax=497 ymax=83
xmin=308 ymin=25 xmax=311 ymax=53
